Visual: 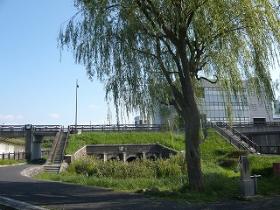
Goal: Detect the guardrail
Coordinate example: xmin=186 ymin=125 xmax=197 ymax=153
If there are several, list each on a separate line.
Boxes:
xmin=232 ymin=122 xmax=280 ymax=127
xmin=0 ymin=125 xmax=25 ymax=132
xmin=68 ymin=124 xmax=162 ymax=132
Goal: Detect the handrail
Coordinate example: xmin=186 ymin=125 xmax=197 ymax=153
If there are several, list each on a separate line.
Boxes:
xmin=68 ymin=124 xmax=162 ymax=132
xmin=214 ymin=124 xmax=248 ymax=150
xmin=213 ymin=122 xmax=258 ymax=152
xmin=228 ymin=125 xmax=259 ymax=149
xmin=48 ymin=131 xmax=62 ymax=163
xmin=60 ymin=130 xmax=69 ymax=162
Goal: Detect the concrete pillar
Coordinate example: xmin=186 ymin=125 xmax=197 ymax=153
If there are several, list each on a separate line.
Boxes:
xmin=103 ymin=153 xmax=107 ymax=162
xmin=142 ymin=152 xmax=146 ymax=160
xmin=122 ymin=152 xmax=127 ymax=162
xmin=240 ymin=156 xmax=255 ymax=197
xmin=24 ymin=124 xmax=33 ymax=160
xmin=31 ymin=135 xmax=43 ymax=160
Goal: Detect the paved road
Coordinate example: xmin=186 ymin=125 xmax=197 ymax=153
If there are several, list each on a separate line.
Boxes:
xmin=0 ymin=164 xmax=280 ymax=210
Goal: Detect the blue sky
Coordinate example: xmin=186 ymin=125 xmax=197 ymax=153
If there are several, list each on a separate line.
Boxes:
xmin=0 ymin=0 xmax=125 ymax=125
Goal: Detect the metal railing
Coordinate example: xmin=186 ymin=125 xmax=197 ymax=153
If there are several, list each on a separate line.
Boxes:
xmin=0 ymin=152 xmax=26 ymax=160
xmin=47 ymin=131 xmax=62 ymax=163
xmin=68 ymin=124 xmax=162 ymax=132
xmin=213 ymin=122 xmax=259 ymax=152
xmin=232 ymin=122 xmax=280 ymax=127
xmin=59 ymin=131 xmax=69 ymax=163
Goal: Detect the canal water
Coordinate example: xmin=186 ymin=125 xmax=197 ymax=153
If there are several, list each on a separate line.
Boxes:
xmin=0 ymin=142 xmax=24 ymax=154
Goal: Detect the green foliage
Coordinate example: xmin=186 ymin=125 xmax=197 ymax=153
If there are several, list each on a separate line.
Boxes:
xmin=70 ymin=154 xmax=185 ymax=179
xmin=60 ymin=0 xmax=280 ymax=191
xmin=249 ymin=155 xmax=280 ymax=177
xmin=59 ymin=0 xmax=280 ymax=115
xmin=0 ymin=159 xmax=24 ymax=165
xmin=66 ymin=131 xmax=184 ymax=154
xmin=0 ymin=137 xmax=25 ymax=146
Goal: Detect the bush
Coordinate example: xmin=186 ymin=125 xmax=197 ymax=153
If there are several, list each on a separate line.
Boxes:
xmin=70 ymin=155 xmax=185 ymax=179
xmin=218 ymin=158 xmax=237 ymax=169
xmin=225 ymin=150 xmax=248 ymax=158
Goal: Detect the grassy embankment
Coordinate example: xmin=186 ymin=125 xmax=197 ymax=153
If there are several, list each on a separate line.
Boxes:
xmin=0 ymin=159 xmax=24 ymax=165
xmin=0 ymin=137 xmax=25 ymax=146
xmin=36 ymin=130 xmax=280 ymax=202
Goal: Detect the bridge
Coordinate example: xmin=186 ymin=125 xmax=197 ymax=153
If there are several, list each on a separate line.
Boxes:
xmin=0 ymin=124 xmax=163 ymax=161
xmin=0 ymin=124 xmax=63 ymax=160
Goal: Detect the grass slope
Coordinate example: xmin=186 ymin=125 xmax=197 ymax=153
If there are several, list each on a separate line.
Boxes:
xmin=66 ymin=131 xmax=185 ymax=154
xmin=0 ymin=159 xmax=24 ymax=165
xmin=37 ymin=129 xmax=280 ymax=202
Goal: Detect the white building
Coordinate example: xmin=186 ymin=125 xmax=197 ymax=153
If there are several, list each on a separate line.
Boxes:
xmin=149 ymin=81 xmax=279 ymax=125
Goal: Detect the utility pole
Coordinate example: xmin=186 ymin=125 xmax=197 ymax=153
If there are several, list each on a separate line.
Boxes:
xmin=75 ymin=79 xmax=79 ymax=133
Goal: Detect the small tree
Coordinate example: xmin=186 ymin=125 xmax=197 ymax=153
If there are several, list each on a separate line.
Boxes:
xmin=59 ymin=0 xmax=280 ymax=191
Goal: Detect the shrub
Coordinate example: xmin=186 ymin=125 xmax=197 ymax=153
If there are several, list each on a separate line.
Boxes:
xmin=70 ymin=154 xmax=185 ymax=179
xmin=218 ymin=158 xmax=237 ymax=169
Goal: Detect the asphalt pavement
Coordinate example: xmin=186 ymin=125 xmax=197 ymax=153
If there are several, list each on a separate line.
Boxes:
xmin=0 ymin=164 xmax=280 ymax=210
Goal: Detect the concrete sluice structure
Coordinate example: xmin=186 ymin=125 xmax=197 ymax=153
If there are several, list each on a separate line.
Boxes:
xmin=68 ymin=144 xmax=178 ymax=163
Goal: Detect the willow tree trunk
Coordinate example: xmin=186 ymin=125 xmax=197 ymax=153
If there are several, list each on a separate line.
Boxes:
xmin=183 ymin=75 xmax=204 ymax=191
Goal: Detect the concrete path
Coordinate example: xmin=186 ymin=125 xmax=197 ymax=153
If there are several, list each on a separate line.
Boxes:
xmin=0 ymin=164 xmax=280 ymax=210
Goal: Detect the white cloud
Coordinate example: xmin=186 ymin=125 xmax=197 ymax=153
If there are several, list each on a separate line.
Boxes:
xmin=0 ymin=114 xmax=24 ymax=121
xmin=49 ymin=113 xmax=61 ymax=119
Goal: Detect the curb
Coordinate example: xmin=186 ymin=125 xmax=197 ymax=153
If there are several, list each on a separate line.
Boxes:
xmin=20 ymin=165 xmax=44 ymax=177
xmin=0 ymin=196 xmax=48 ymax=210
xmin=0 ymin=163 xmax=26 ymax=168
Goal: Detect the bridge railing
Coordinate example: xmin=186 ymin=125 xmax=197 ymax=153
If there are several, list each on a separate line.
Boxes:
xmin=68 ymin=124 xmax=163 ymax=132
xmin=33 ymin=125 xmax=63 ymax=132
xmin=0 ymin=125 xmax=25 ymax=132
xmin=232 ymin=122 xmax=280 ymax=127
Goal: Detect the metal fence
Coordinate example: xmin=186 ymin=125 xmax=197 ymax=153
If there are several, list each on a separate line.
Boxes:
xmin=0 ymin=150 xmax=50 ymax=160
xmin=0 ymin=152 xmax=26 ymax=160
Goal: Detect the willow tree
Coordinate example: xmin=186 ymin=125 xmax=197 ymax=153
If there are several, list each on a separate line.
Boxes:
xmin=60 ymin=0 xmax=280 ymax=191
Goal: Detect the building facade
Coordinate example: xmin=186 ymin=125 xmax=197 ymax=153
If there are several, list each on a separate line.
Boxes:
xmin=199 ymin=81 xmax=274 ymax=124
xmin=150 ymin=81 xmax=279 ymax=125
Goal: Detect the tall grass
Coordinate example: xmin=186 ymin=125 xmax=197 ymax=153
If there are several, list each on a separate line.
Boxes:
xmin=0 ymin=159 xmax=24 ymax=165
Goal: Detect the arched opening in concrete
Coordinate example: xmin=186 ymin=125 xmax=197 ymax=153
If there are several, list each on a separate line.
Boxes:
xmin=97 ymin=154 xmax=104 ymax=160
xmin=146 ymin=155 xmax=156 ymax=161
xmin=126 ymin=156 xmax=137 ymax=162
xmin=108 ymin=156 xmax=118 ymax=161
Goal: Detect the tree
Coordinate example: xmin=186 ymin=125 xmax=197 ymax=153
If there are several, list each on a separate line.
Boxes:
xmin=59 ymin=0 xmax=280 ymax=191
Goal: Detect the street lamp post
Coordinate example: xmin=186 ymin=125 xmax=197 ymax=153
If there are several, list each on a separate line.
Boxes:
xmin=75 ymin=79 xmax=79 ymax=133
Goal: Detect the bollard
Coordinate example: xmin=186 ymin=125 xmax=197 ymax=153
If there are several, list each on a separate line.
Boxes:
xmin=250 ymin=174 xmax=261 ymax=194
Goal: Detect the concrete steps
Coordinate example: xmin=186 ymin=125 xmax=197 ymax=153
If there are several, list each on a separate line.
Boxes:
xmin=44 ymin=130 xmax=68 ymax=173
xmin=214 ymin=124 xmax=257 ymax=153
xmin=44 ymin=164 xmax=61 ymax=173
